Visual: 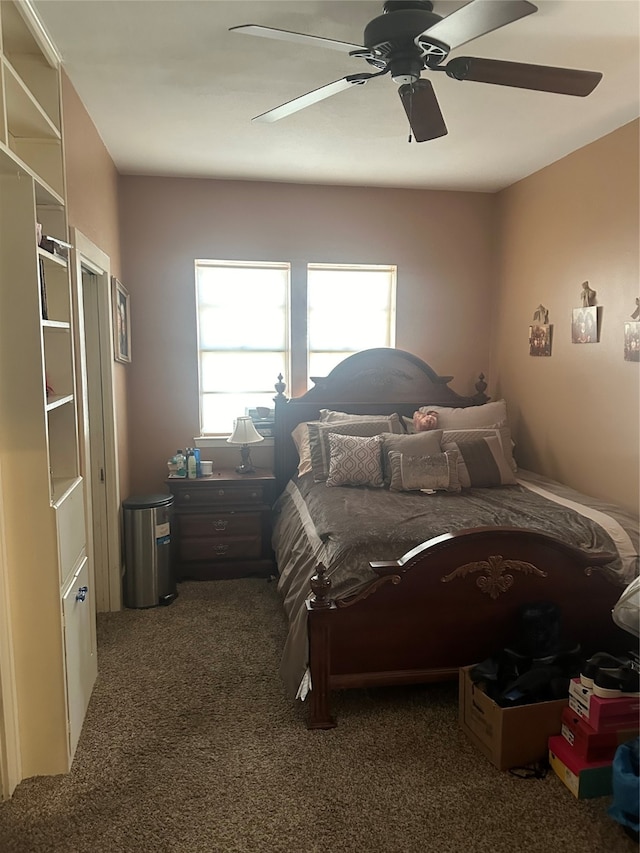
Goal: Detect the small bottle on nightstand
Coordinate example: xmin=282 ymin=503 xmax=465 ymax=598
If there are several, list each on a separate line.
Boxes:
xmin=186 ymin=449 xmax=197 ymax=479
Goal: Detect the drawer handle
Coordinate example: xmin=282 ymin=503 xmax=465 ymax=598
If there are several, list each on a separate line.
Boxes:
xmin=183 ymin=493 xmax=191 ymax=501
xmin=76 ymin=586 xmax=88 ymax=602
xmin=212 ymin=544 xmax=229 ymax=555
xmin=212 ymin=519 xmax=228 ymax=531
xmin=250 ymin=492 xmax=258 ymax=499
xmin=218 ymin=489 xmax=225 ymax=496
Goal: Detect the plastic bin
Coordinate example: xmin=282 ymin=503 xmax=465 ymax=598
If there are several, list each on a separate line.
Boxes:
xmin=122 ymin=493 xmax=177 ymax=608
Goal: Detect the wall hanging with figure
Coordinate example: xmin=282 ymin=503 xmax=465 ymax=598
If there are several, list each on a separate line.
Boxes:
xmin=529 ymin=304 xmax=552 ymax=356
xmin=572 ymin=282 xmax=600 ymax=344
xmin=624 ymin=298 xmax=640 ymax=362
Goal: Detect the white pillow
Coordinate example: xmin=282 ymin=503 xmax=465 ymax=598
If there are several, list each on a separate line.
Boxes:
xmin=420 ymin=400 xmax=509 ymax=430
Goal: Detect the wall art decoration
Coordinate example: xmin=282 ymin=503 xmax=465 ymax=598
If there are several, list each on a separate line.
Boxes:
xmin=624 ymin=309 xmax=639 ymax=361
xmin=580 ymin=280 xmax=597 ymax=307
xmin=624 ymin=322 xmax=639 ymax=361
xmin=572 ymin=306 xmax=599 ymax=344
xmin=529 ymin=305 xmax=552 ymax=356
xmin=112 ymin=277 xmax=131 ymax=363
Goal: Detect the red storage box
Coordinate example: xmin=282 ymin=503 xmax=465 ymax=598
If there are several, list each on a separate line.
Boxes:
xmin=549 ymin=734 xmax=613 ymax=799
xmin=561 ymin=706 xmax=639 ymax=762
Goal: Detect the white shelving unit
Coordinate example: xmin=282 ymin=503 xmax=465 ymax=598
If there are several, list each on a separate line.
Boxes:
xmin=0 ymin=0 xmax=96 ymax=781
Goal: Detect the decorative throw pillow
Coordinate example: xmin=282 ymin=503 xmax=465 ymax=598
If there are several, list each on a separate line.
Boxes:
xmin=388 ymin=450 xmax=461 ymax=493
xmin=379 ymin=430 xmax=443 ymax=483
xmin=319 ymin=410 xmax=404 ymax=432
xmin=441 ymin=434 xmax=517 ymax=488
xmin=442 ymin=423 xmax=517 ymax=473
xmin=291 ymin=421 xmax=323 ymax=476
xmin=326 ymin=433 xmax=384 ymax=488
xmin=308 ymin=420 xmax=401 ymax=481
xmin=419 ymin=399 xmax=509 ymax=430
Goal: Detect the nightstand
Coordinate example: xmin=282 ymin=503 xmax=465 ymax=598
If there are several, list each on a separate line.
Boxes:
xmin=167 ymin=469 xmax=275 ymax=581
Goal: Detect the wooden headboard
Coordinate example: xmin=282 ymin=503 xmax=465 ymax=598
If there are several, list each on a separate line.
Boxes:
xmin=273 ymin=348 xmax=489 ymax=496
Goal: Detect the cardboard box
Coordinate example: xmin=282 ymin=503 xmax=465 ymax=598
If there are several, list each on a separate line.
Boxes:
xmin=561 ymin=706 xmax=639 ymax=762
xmin=568 ymin=679 xmax=640 ymax=731
xmin=549 ymin=734 xmax=613 ymax=799
xmin=458 ymin=666 xmax=567 ymax=771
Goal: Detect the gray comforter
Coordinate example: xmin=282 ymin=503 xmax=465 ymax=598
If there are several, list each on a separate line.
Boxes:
xmin=273 ymin=470 xmax=639 ymax=698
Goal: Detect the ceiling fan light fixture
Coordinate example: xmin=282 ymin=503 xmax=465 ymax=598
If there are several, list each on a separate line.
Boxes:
xmin=389 ymin=55 xmax=423 ymax=84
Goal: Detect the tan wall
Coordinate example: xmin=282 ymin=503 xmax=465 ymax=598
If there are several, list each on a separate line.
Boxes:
xmin=118 ymin=177 xmax=498 ymax=494
xmin=61 ymin=73 xmax=129 ymax=502
xmin=493 ymin=120 xmax=639 ymax=515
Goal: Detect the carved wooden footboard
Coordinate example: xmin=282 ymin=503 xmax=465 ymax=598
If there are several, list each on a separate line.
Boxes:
xmin=305 ymin=527 xmax=627 ymax=729
xmin=271 ymin=348 xmax=632 ymax=729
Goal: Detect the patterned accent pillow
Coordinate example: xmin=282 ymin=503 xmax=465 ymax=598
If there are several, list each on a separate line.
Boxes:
xmin=441 ymin=434 xmax=517 ymax=488
xmin=442 ymin=423 xmax=517 ymax=473
xmin=326 ymin=433 xmax=384 ymax=488
xmin=379 ymin=430 xmax=443 ymax=484
xmin=388 ymin=450 xmax=461 ymax=493
xmin=308 ymin=419 xmax=403 ymax=482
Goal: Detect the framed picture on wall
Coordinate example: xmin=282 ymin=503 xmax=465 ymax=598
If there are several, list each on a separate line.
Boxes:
xmin=571 ymin=306 xmax=599 ymax=344
xmin=529 ymin=323 xmax=552 ymax=356
xmin=112 ymin=277 xmax=131 ymax=363
xmin=624 ymin=321 xmax=640 ymax=362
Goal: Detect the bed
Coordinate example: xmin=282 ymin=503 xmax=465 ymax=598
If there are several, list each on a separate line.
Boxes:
xmin=271 ymin=348 xmax=639 ymax=729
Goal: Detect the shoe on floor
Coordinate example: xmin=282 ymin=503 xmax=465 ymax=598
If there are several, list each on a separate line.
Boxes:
xmin=593 ymin=663 xmax=640 ymax=699
xmin=580 ymin=652 xmax=628 ymax=689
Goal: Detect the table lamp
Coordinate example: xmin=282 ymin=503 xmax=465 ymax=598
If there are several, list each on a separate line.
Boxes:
xmin=226 ymin=416 xmax=264 ymax=474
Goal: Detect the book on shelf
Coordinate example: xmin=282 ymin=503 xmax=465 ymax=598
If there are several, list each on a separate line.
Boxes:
xmin=39 ymin=235 xmax=73 ymax=259
xmin=38 ymin=257 xmax=48 ymax=320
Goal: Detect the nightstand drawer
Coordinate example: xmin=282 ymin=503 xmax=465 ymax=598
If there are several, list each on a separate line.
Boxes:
xmin=173 ymin=484 xmax=266 ymax=506
xmin=181 ymin=513 xmax=260 ymax=539
xmin=180 ymin=536 xmax=261 ymax=562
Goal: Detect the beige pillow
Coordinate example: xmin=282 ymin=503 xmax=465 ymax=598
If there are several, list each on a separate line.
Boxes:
xmin=326 ymin=433 xmax=384 ymax=488
xmin=308 ymin=419 xmax=402 ymax=482
xmin=291 ymin=421 xmax=322 ymax=477
xmin=319 ymin=410 xmax=404 ymax=431
xmin=388 ymin=450 xmax=461 ymax=493
xmin=442 ymin=423 xmax=517 ymax=473
xmin=420 ymin=400 xmax=509 ymax=430
xmin=379 ymin=430 xmax=443 ymax=483
xmin=441 ymin=434 xmax=517 ymax=488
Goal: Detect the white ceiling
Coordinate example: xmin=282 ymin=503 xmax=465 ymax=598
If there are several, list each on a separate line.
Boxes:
xmin=33 ymin=0 xmax=640 ymax=192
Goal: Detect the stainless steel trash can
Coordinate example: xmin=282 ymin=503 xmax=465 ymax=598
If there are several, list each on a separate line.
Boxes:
xmin=122 ymin=493 xmax=177 ymax=608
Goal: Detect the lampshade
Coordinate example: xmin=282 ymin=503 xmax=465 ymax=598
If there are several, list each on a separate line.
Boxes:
xmin=227 ymin=416 xmax=264 ymax=446
xmin=227 ymin=416 xmax=264 ymax=474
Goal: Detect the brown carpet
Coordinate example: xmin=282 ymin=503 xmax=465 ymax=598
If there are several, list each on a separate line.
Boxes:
xmin=0 ymin=579 xmax=634 ymax=853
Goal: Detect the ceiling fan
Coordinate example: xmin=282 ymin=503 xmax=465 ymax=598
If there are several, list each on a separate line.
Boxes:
xmin=230 ymin=0 xmax=603 ymax=142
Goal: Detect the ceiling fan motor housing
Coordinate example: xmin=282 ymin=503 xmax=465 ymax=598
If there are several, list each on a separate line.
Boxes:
xmin=363 ymin=1 xmax=449 ymax=83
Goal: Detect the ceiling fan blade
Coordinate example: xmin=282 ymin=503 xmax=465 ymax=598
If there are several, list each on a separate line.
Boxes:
xmin=398 ymin=79 xmax=448 ymax=142
xmin=229 ymin=24 xmax=365 ymax=54
xmin=444 ymin=57 xmax=603 ymax=96
xmin=252 ymin=75 xmax=372 ymax=123
xmin=419 ymin=0 xmax=537 ymax=51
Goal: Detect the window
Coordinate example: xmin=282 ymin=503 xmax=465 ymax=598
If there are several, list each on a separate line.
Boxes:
xmin=307 ymin=263 xmax=396 ymax=380
xmin=195 ymin=260 xmax=396 ymax=434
